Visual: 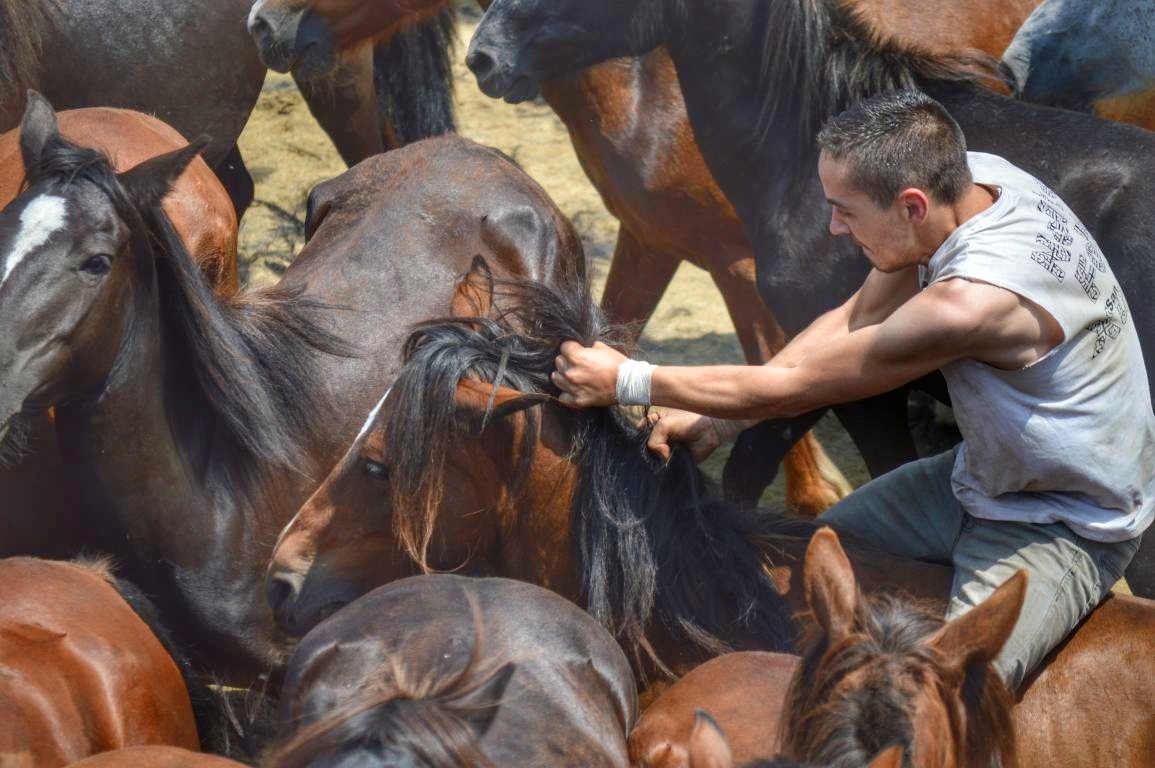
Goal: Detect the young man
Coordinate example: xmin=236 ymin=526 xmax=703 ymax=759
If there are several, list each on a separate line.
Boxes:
xmin=551 ymin=90 xmax=1155 ymax=688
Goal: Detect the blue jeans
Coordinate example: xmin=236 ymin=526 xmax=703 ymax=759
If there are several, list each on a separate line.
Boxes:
xmin=818 ymin=448 xmax=1140 ymax=689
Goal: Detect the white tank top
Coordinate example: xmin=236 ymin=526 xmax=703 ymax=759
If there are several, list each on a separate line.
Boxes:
xmin=920 ymin=153 xmax=1155 ymax=542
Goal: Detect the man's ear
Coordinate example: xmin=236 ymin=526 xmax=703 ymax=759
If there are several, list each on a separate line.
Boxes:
xmin=898 ymin=187 xmax=929 ymax=225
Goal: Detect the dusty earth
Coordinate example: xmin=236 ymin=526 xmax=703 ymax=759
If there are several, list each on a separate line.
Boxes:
xmin=234 ymin=3 xmax=874 ymax=503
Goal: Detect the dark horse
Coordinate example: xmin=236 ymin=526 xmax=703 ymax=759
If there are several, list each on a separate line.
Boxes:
xmin=0 ymin=94 xmax=583 ymax=685
xmin=267 ymin=278 xmax=1155 ymax=762
xmin=0 ymin=0 xmax=454 ymax=211
xmin=466 ymin=0 xmax=1155 ymax=596
xmin=267 ymin=575 xmax=636 ymax=767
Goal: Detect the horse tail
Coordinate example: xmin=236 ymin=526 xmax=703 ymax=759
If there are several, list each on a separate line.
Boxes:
xmin=373 ymin=3 xmax=457 ymax=147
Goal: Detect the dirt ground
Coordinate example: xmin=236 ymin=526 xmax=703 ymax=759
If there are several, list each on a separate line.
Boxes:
xmin=234 ymin=4 xmax=873 ymax=503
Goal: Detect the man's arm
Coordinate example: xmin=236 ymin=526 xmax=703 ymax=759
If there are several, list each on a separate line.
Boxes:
xmin=770 ymin=266 xmax=920 ymax=367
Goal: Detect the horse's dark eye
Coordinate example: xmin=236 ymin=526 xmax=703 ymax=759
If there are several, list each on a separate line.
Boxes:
xmin=79 ymin=254 xmax=112 ymax=276
xmin=362 ymin=460 xmax=388 ymax=481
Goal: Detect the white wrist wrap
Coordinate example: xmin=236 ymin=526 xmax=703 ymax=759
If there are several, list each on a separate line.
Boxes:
xmin=616 ymin=359 xmax=657 ymax=406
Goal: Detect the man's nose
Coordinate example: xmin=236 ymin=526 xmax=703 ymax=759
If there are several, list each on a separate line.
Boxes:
xmin=829 ymin=211 xmax=849 ymax=237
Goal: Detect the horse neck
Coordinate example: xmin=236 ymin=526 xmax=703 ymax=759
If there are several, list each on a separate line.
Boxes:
xmin=52 ymin=270 xmax=307 ymax=679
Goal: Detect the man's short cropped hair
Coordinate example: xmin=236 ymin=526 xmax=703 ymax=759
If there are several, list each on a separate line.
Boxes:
xmin=817 ymin=90 xmax=972 ymax=207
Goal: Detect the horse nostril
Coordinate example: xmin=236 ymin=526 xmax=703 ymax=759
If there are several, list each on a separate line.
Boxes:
xmin=266 ymin=570 xmax=303 ymax=614
xmin=248 ymin=13 xmax=271 ymax=40
xmin=466 ymin=49 xmax=495 ymax=79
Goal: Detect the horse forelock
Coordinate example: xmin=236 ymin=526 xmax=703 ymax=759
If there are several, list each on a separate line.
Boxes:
xmin=754 ymin=0 xmax=1001 ymax=177
xmin=385 ymin=278 xmax=797 ymax=679
xmin=785 ymin=593 xmax=1015 ymax=768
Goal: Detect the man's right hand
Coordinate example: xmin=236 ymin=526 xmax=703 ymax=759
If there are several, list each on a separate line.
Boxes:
xmin=644 ymin=409 xmax=726 ymax=464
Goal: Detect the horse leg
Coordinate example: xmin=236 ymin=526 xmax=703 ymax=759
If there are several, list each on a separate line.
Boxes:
xmin=599 ymin=227 xmax=680 ymax=342
xmin=723 ymin=408 xmax=829 ymax=508
xmin=711 ymin=258 xmax=850 ymax=515
xmin=212 ymin=145 xmax=254 ymax=221
xmin=295 ymin=46 xmax=384 ymax=167
xmin=833 ymin=390 xmax=920 ymax=477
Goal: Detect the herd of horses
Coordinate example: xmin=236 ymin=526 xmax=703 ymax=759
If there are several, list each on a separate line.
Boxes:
xmin=3 ymin=0 xmax=1155 ymax=765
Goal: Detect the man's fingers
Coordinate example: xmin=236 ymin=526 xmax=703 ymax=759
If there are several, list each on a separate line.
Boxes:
xmin=550 ymin=370 xmax=570 ymax=391
xmin=554 ymin=354 xmax=569 ymax=373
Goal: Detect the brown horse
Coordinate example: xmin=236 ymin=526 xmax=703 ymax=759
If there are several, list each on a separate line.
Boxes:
xmin=0 ymin=94 xmax=583 ymax=687
xmin=267 ymin=574 xmax=636 ymax=767
xmin=0 ymin=558 xmax=198 ymax=766
xmin=677 ymin=713 xmax=903 ymax=768
xmin=65 ymin=747 xmax=246 ymax=767
xmin=0 ymin=106 xmax=238 ymax=562
xmin=0 ymin=0 xmax=454 ymax=213
xmin=270 ymin=279 xmax=1155 ymax=765
xmin=628 ymin=653 xmax=799 ymax=768
xmin=785 ymin=528 xmax=1155 ymax=768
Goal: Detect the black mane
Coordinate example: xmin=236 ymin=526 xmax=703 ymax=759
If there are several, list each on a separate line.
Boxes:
xmin=23 ymin=135 xmax=351 ymax=511
xmin=385 ymin=276 xmax=811 ymax=676
xmin=753 ymin=0 xmax=1002 ymax=178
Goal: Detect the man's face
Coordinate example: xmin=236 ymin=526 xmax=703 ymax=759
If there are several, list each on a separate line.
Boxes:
xmin=818 ymin=152 xmax=919 ymax=273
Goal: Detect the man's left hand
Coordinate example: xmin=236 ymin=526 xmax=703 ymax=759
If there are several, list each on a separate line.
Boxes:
xmin=552 ymin=340 xmax=627 ymax=407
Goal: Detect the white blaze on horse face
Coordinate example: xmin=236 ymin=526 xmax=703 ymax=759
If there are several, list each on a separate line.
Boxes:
xmin=355 ymin=388 xmax=392 ymax=444
xmin=1 ymin=195 xmax=67 ymax=289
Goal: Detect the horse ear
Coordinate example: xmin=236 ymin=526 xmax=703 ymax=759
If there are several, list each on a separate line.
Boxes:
xmin=304 ymin=178 xmax=337 ymax=241
xmin=867 ymin=745 xmax=905 ymax=768
xmin=451 ymin=255 xmax=497 ymax=317
xmin=455 ymin=378 xmax=544 ymax=421
xmin=480 ymin=202 xmax=559 ymax=274
xmin=804 ymin=527 xmax=859 ymax=644
xmin=19 ymin=90 xmax=60 ymax=171
xmin=454 ymin=661 xmax=516 ymax=738
xmin=117 ymin=136 xmax=210 ymax=210
xmin=928 ymin=570 xmax=1027 ymax=686
xmin=687 ymin=710 xmax=734 ymax=768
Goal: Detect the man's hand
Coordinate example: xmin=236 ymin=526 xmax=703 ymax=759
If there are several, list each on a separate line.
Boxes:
xmin=645 ymin=409 xmax=725 ymax=463
xmin=553 ymin=340 xmax=627 ymax=407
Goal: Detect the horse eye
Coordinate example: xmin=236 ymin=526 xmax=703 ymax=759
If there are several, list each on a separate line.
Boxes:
xmin=362 ymin=460 xmax=389 ymax=481
xmin=79 ymin=254 xmax=112 ymax=276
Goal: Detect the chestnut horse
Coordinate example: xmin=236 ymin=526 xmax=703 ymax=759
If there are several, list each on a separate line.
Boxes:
xmin=0 ymin=95 xmax=583 ymax=686
xmin=0 ymin=106 xmax=238 ymax=562
xmin=268 ymin=575 xmax=636 ymax=767
xmin=783 ymin=528 xmax=1155 ymax=767
xmin=1002 ymin=0 xmax=1155 ymax=132
xmin=467 ymin=0 xmax=1155 ymax=597
xmin=0 ymin=558 xmax=198 ymax=766
xmin=0 ymin=0 xmax=454 ymax=212
xmin=269 ymin=279 xmax=1155 ymax=764
xmin=65 ymin=747 xmax=246 ymax=767
xmin=675 ymin=713 xmax=903 ymax=768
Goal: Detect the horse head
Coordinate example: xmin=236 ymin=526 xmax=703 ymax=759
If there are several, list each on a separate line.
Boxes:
xmin=0 ymin=92 xmax=202 ymax=462
xmin=783 ymin=527 xmax=1024 ymax=768
xmin=265 ymin=270 xmax=581 ymax=637
xmin=467 ymin=0 xmax=665 ymax=103
xmin=247 ymin=0 xmax=451 ymax=79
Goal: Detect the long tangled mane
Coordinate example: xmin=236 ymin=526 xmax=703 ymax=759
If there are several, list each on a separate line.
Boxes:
xmin=384 ymin=275 xmax=813 ymax=676
xmin=0 ymin=0 xmax=51 ymax=114
xmin=20 ymin=132 xmax=351 ymax=511
xmin=751 ymin=0 xmax=1004 ymax=179
xmin=783 ymin=593 xmax=1016 ymax=768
